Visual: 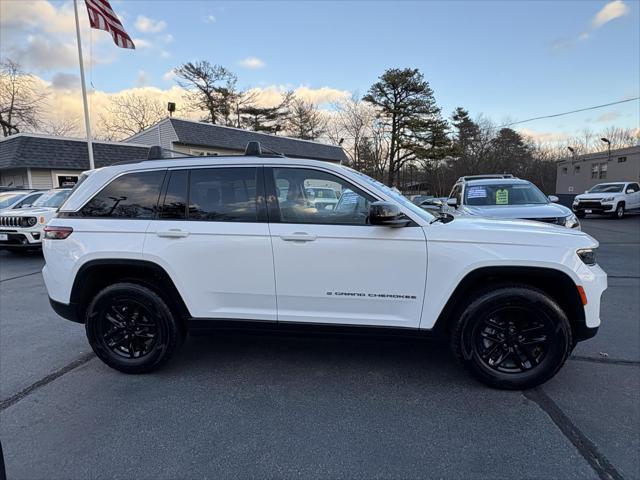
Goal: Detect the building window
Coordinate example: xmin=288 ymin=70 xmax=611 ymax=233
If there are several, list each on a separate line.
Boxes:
xmin=591 ymin=164 xmax=598 ymax=179
xmin=618 ymin=156 xmax=627 ymax=163
xmin=599 ymin=163 xmax=608 ymax=179
xmin=573 ymin=165 xmax=581 ymax=174
xmin=562 ymin=167 xmax=568 ymax=175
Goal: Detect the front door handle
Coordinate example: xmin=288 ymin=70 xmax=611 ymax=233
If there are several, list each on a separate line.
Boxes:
xmin=280 ymin=232 xmax=317 ymax=242
xmin=157 ymin=229 xmax=189 ymax=238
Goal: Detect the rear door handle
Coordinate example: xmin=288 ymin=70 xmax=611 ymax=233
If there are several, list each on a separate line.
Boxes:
xmin=156 ymin=229 xmax=189 ymax=238
xmin=280 ymin=232 xmax=317 ymax=242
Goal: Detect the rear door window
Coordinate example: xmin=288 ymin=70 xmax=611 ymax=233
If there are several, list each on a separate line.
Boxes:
xmin=79 ymin=170 xmax=165 ymax=218
xmin=188 ymin=167 xmax=259 ymax=222
xmin=159 ymin=170 xmax=188 ymax=220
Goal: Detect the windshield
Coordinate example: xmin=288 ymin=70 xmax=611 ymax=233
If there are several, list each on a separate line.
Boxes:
xmin=0 ymin=192 xmax=26 ymax=209
xmin=33 ymin=189 xmax=71 ymax=208
xmin=588 ymin=183 xmax=624 ymax=193
xmin=343 ymin=166 xmax=433 ymax=221
xmin=464 ymin=182 xmax=548 ymax=206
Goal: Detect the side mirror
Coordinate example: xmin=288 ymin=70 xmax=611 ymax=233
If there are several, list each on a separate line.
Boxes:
xmin=446 ymin=197 xmax=458 ymax=208
xmin=369 ymin=201 xmax=410 ymax=227
xmin=626 ymin=189 xmax=634 ymax=194
xmin=548 ymin=195 xmax=559 ymax=203
xmin=19 ymin=204 xmax=32 ymax=209
xmin=584 ymin=190 xmax=589 ymax=194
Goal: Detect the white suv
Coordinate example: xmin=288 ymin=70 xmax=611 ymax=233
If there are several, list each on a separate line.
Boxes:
xmin=0 ymin=188 xmax=71 ymax=251
xmin=43 ymin=147 xmax=607 ymax=389
xmin=572 ymin=182 xmax=640 ymax=219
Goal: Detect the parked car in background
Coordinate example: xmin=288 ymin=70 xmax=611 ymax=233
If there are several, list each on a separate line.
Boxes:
xmin=305 ymin=187 xmax=339 ymax=210
xmin=0 ymin=188 xmax=72 ymax=251
xmin=418 ymin=197 xmax=450 ymax=215
xmin=0 ymin=190 xmax=44 ymax=212
xmin=447 ymin=175 xmax=580 ymax=229
xmin=572 ymin=182 xmax=640 ymax=219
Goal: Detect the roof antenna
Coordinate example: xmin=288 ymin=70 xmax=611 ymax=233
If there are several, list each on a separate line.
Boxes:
xmin=245 ymin=141 xmax=262 ymax=156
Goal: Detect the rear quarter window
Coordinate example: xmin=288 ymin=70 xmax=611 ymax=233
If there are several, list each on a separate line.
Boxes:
xmin=77 ymin=170 xmax=166 ymax=219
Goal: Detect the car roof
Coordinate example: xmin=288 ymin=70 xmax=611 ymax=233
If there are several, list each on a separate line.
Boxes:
xmin=464 ymin=178 xmax=530 ymax=186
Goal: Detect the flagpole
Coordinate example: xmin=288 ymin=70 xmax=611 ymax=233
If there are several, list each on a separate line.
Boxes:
xmin=73 ymin=0 xmax=95 ymax=170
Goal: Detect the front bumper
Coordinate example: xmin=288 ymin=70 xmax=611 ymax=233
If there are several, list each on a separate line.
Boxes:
xmin=0 ymin=229 xmax=42 ymax=249
xmin=49 ymin=297 xmax=83 ymax=323
xmin=578 ymin=263 xmax=607 ymax=330
xmin=573 ymin=202 xmax=615 ymax=214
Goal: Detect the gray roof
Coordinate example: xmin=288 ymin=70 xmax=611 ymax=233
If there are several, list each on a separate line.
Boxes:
xmin=130 ymin=118 xmax=348 ymax=163
xmin=0 ymin=134 xmax=151 ymax=170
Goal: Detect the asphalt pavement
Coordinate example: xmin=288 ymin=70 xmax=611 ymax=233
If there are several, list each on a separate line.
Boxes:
xmin=1 ymin=216 xmax=638 ymax=479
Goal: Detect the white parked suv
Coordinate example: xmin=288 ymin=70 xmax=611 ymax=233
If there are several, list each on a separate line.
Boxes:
xmin=0 ymin=188 xmax=71 ymax=251
xmin=43 ymin=145 xmax=606 ymax=389
xmin=572 ymin=182 xmax=640 ymax=219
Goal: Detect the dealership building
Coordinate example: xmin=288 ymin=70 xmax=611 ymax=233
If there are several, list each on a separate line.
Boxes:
xmin=0 ymin=119 xmax=347 ymax=189
xmin=555 ymin=145 xmax=640 ymax=205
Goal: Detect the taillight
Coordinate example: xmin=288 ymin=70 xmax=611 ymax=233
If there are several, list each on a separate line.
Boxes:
xmin=43 ymin=226 xmax=73 ymax=240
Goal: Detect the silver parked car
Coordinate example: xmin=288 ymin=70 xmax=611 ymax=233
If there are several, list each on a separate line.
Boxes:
xmin=446 ymin=175 xmax=580 ymax=229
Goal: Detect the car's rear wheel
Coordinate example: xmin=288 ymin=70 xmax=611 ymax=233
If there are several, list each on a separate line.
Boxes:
xmin=85 ymin=282 xmax=183 ymax=373
xmin=451 ymin=285 xmax=572 ymax=390
xmin=613 ymin=203 xmax=625 ymax=219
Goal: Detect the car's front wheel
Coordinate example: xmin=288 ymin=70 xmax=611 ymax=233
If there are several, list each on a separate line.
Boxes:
xmin=613 ymin=203 xmax=625 ymax=219
xmin=451 ymin=285 xmax=572 ymax=390
xmin=85 ymin=282 xmax=183 ymax=373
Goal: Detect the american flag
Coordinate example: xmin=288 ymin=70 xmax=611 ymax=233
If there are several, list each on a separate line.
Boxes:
xmin=84 ymin=0 xmax=135 ymax=49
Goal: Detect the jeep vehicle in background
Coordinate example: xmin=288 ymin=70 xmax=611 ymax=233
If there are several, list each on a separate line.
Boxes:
xmin=0 ymin=188 xmax=71 ymax=251
xmin=0 ymin=190 xmax=44 ymax=212
xmin=447 ymin=175 xmax=580 ymax=229
xmin=42 ymin=145 xmax=606 ymax=389
xmin=572 ymin=182 xmax=640 ymax=219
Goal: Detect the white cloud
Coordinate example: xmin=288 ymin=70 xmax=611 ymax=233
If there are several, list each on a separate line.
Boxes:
xmin=136 ymin=70 xmax=150 ymax=87
xmin=592 ymin=0 xmax=629 ymax=28
xmin=51 ymin=72 xmax=80 ymax=90
xmin=135 ymin=15 xmax=167 ymax=33
xmin=163 ymin=69 xmax=177 ymax=82
xmin=162 ymin=34 xmax=174 ymax=44
xmin=238 ymin=57 xmax=266 ymax=69
xmin=596 ymin=111 xmax=621 ymax=122
xmin=204 ymin=15 xmax=216 ymax=23
xmin=244 ymin=85 xmax=351 ymax=107
xmin=7 ymin=35 xmax=79 ymax=70
xmin=518 ymin=128 xmax=570 ymax=143
xmin=132 ymin=38 xmax=153 ymax=49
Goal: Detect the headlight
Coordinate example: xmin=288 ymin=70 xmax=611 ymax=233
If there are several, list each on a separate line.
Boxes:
xmin=563 ymin=213 xmax=580 ymax=228
xmin=602 ymin=196 xmax=614 ymax=202
xmin=577 ymin=248 xmax=597 ymax=266
xmin=19 ymin=217 xmax=37 ymax=227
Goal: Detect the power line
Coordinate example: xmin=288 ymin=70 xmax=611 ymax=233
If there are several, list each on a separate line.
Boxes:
xmin=497 ymin=97 xmax=639 ymax=128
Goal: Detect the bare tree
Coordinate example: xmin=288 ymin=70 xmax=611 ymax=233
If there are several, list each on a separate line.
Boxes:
xmin=40 ymin=118 xmax=80 ymax=137
xmin=98 ymin=93 xmax=167 ymax=140
xmin=0 ymin=59 xmax=47 ymax=137
xmin=285 ymin=98 xmax=327 ymax=140
xmin=326 ymin=97 xmax=377 ymax=169
xmin=174 ymin=61 xmax=238 ymax=125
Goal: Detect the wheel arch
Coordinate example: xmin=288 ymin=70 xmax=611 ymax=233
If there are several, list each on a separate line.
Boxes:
xmin=69 ymin=259 xmax=191 ymax=325
xmin=432 ymin=266 xmax=589 ymax=342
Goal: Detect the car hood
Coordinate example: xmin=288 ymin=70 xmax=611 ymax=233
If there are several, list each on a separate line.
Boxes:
xmin=574 ymin=192 xmax=620 ymax=200
xmin=427 ymin=216 xmax=597 ymax=249
xmin=0 ymin=206 xmax=56 ymax=216
xmin=461 ymin=203 xmax=572 ymax=219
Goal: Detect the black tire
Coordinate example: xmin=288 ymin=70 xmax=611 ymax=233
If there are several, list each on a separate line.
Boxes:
xmin=450 ymin=284 xmax=572 ymax=390
xmin=612 ymin=203 xmax=624 ymax=219
xmin=85 ymin=282 xmax=183 ymax=374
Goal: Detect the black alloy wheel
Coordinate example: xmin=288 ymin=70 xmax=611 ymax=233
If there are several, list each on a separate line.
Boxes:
xmin=451 ymin=284 xmax=572 ymax=390
xmin=85 ymin=283 xmax=183 ymax=373
xmin=473 ymin=306 xmax=551 ymax=374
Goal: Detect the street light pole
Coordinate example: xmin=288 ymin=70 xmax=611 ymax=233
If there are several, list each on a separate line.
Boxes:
xmin=600 ymin=137 xmax=611 ymax=163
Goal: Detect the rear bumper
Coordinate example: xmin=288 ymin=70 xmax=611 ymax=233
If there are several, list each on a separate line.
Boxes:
xmin=49 ymin=298 xmax=82 ymax=323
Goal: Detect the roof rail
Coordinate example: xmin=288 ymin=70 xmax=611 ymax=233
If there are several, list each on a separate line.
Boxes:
xmin=457 ymin=174 xmax=515 ymax=182
xmin=244 ymin=141 xmax=285 ymax=158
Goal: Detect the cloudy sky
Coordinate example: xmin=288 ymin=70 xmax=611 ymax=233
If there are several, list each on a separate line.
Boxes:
xmin=1 ymin=0 xmax=638 ymax=140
